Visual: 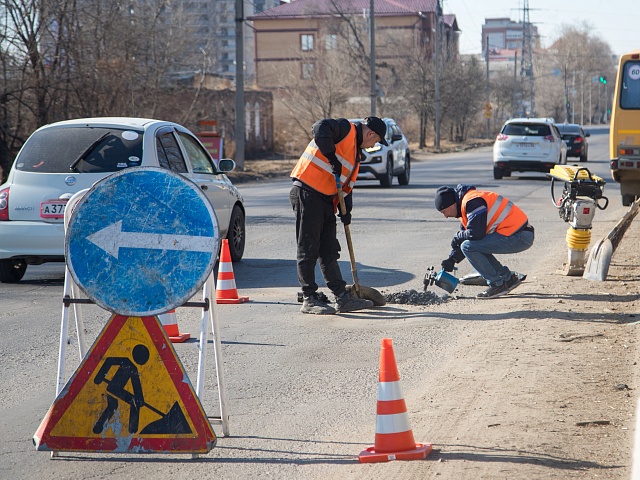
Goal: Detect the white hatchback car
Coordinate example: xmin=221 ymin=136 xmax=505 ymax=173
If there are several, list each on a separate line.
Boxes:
xmin=493 ymin=117 xmax=567 ymax=179
xmin=0 ymin=117 xmax=246 ymax=282
xmin=350 ymin=118 xmax=410 ymax=187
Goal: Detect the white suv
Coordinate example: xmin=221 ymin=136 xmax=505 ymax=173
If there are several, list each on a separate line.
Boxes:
xmin=493 ymin=117 xmax=567 ymax=179
xmin=0 ymin=117 xmax=246 ymax=282
xmin=350 ymin=118 xmax=410 ymax=187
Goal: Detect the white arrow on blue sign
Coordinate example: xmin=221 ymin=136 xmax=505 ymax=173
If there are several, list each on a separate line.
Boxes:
xmin=65 ymin=167 xmax=219 ymax=316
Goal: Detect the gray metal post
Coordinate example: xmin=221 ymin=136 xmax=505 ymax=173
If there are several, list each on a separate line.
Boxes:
xmin=513 ymin=51 xmax=518 ymax=116
xmin=485 ymin=36 xmax=490 ymax=138
xmin=369 ymin=0 xmax=376 ymax=116
xmin=434 ymin=3 xmax=441 ymax=148
xmin=235 ymin=0 xmax=245 ymax=170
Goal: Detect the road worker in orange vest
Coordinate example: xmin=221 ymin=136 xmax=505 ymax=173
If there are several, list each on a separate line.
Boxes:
xmin=435 ymin=184 xmax=535 ymax=299
xmin=290 ymin=117 xmax=387 ymax=314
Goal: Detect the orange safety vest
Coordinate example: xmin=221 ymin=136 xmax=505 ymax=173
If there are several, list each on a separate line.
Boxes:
xmin=291 ymin=123 xmax=360 ymax=197
xmin=460 ymin=190 xmax=527 ymax=236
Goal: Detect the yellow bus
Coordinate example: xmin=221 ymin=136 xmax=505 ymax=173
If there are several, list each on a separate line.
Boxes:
xmin=610 ymin=49 xmax=640 ymax=205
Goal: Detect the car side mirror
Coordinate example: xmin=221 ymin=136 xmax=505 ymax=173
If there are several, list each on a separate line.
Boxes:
xmin=218 ymin=158 xmax=236 ymax=173
xmin=391 ymin=134 xmax=403 ymax=142
xmin=585 ymin=132 xmax=591 ymax=137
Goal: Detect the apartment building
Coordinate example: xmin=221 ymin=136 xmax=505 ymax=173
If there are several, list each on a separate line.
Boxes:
xmin=481 ymin=17 xmax=540 ymax=66
xmin=248 ymin=0 xmax=459 ymax=89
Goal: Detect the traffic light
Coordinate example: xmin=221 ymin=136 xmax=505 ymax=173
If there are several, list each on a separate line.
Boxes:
xmin=599 ymin=76 xmax=607 ymax=84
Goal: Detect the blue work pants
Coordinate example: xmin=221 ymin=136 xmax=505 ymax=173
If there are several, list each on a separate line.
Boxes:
xmin=460 ymin=230 xmax=534 ymax=286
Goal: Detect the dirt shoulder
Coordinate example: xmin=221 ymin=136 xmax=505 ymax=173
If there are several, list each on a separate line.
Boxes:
xmin=409 ymin=223 xmax=639 ymax=479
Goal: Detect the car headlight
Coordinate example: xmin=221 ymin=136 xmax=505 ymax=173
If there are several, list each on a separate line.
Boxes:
xmin=365 ymin=145 xmax=382 ymax=153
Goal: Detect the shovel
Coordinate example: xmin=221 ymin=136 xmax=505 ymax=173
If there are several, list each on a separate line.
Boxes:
xmin=337 ymin=188 xmax=386 ymax=306
xmin=584 ymin=198 xmax=640 ymax=281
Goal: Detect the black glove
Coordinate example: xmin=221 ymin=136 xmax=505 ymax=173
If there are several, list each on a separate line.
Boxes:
xmin=327 ymin=153 xmax=342 ymax=175
xmin=441 ymin=258 xmax=456 ymax=272
xmin=451 ymin=232 xmax=464 ymax=250
xmin=337 ymin=193 xmax=352 ymax=225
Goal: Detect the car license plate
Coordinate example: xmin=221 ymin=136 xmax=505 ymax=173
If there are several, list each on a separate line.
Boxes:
xmin=515 ymin=142 xmax=534 ymax=148
xmin=40 ymin=200 xmax=67 ymax=219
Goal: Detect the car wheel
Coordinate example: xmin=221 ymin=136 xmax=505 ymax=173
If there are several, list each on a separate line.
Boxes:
xmin=397 ymin=155 xmax=410 ymax=185
xmin=493 ymin=167 xmax=504 ymax=180
xmin=379 ymin=157 xmax=393 ymax=188
xmin=0 ymin=259 xmax=27 ymax=283
xmin=226 ymin=204 xmax=246 ymax=262
xmin=580 ymin=154 xmax=587 ymax=162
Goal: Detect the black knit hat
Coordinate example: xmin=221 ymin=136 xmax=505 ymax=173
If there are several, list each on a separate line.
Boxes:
xmin=363 ymin=117 xmax=388 ymax=146
xmin=434 ymin=186 xmax=457 ymax=211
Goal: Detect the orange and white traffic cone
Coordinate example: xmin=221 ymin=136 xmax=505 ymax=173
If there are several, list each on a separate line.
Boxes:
xmin=216 ymin=239 xmax=249 ymax=304
xmin=157 ymin=310 xmax=190 ymax=343
xmin=358 ymin=338 xmax=432 ymax=463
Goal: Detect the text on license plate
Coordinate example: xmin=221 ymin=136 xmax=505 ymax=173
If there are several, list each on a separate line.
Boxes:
xmin=40 ymin=200 xmax=67 ymax=219
xmin=515 ymin=142 xmax=535 ymax=148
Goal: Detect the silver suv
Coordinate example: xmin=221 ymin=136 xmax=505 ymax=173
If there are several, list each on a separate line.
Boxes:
xmin=351 ymin=118 xmax=410 ymax=187
xmin=493 ymin=117 xmax=567 ymax=179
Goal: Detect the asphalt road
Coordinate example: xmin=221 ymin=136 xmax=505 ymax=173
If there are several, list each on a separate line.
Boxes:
xmin=0 ymin=125 xmax=627 ymax=479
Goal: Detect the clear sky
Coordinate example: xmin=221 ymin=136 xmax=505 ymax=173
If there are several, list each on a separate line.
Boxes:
xmin=442 ymin=0 xmax=639 ymax=57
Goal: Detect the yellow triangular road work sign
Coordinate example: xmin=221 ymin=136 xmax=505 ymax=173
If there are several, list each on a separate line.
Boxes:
xmin=34 ymin=314 xmax=216 ymax=453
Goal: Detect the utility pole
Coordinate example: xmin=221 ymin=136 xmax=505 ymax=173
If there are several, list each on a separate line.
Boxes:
xmin=513 ymin=51 xmax=518 ymax=116
xmin=486 ymin=36 xmax=490 ymax=138
xmin=434 ymin=0 xmax=442 ymax=149
xmin=571 ymin=70 xmax=575 ymax=123
xmin=369 ymin=0 xmax=376 ymax=116
xmin=235 ymin=0 xmax=245 ymax=170
xmin=580 ymin=72 xmax=584 ymax=125
xmin=564 ymin=65 xmax=569 ymax=123
xmin=520 ymin=0 xmax=534 ymax=115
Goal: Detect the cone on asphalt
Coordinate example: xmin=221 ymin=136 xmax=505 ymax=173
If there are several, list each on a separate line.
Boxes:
xmin=216 ymin=239 xmax=249 ymax=304
xmin=157 ymin=310 xmax=190 ymax=343
xmin=358 ymin=338 xmax=432 ymax=463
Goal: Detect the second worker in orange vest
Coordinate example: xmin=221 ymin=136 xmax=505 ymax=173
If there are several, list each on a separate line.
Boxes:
xmin=290 ymin=117 xmax=387 ymax=314
xmin=434 ymin=184 xmax=535 ymax=299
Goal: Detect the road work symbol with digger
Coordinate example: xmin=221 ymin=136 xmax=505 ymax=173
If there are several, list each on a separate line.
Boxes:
xmin=92 ymin=343 xmax=191 ymax=436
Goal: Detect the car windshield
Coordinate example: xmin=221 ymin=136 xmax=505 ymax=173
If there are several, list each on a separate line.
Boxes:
xmin=556 ymin=125 xmax=581 ymax=134
xmin=502 ymin=123 xmax=551 ymax=136
xmin=15 ymin=126 xmax=144 ymax=173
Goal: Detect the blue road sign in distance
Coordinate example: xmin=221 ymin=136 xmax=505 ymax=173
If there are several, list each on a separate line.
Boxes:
xmin=66 ymin=167 xmax=219 ymax=316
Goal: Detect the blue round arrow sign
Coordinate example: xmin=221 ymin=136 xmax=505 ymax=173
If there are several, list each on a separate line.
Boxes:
xmin=65 ymin=167 xmax=219 ymax=316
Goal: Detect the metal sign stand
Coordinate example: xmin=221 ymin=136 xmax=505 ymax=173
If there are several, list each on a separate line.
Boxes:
xmin=52 ymin=177 xmax=229 ymax=457
xmin=55 ymin=269 xmax=230 ymax=451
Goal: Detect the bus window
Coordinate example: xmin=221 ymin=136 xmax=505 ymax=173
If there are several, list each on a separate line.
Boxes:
xmin=620 ymin=61 xmax=640 ymax=109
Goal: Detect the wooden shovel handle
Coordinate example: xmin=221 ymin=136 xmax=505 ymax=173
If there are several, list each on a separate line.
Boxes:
xmin=337 ymin=188 xmax=361 ymax=297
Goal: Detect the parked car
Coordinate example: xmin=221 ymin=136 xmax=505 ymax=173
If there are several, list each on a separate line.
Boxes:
xmin=492 ymin=117 xmax=567 ymax=179
xmin=0 ymin=117 xmax=246 ymax=282
xmin=350 ymin=118 xmax=410 ymax=187
xmin=555 ymin=123 xmax=590 ymax=162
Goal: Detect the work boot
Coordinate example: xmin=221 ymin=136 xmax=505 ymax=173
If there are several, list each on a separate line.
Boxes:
xmin=335 ymin=290 xmax=374 ymax=313
xmin=301 ymin=293 xmax=337 ymax=315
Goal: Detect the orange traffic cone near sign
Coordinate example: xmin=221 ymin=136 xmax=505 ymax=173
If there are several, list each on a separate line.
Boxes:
xmin=158 ymin=310 xmax=190 ymax=343
xmin=358 ymin=338 xmax=432 ymax=463
xmin=216 ymin=239 xmax=249 ymax=304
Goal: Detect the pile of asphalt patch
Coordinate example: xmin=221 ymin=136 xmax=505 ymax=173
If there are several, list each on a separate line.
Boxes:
xmin=385 ymin=289 xmax=448 ymax=305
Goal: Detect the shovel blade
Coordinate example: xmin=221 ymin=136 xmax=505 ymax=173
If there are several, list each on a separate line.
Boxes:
xmin=347 ymin=284 xmax=386 ymax=306
xmin=583 ymin=239 xmax=613 ymax=281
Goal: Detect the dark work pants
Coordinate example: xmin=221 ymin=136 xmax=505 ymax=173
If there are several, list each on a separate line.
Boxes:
xmin=290 ymin=185 xmax=346 ymax=297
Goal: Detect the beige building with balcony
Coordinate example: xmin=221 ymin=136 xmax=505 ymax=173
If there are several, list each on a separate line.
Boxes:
xmin=248 ymin=0 xmax=459 ymax=90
